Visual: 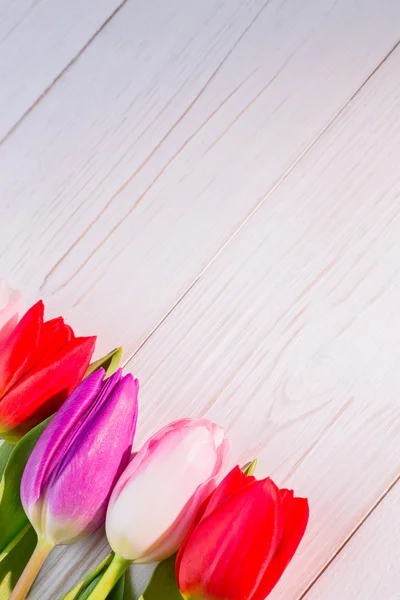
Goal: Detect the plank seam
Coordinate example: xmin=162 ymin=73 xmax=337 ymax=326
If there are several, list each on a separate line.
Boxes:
xmin=121 ymin=37 xmax=400 ymax=370
xmin=297 ymin=473 xmax=400 ymax=599
xmin=39 ymin=0 xmax=274 ymax=294
xmin=0 ymin=0 xmax=130 ymax=146
xmin=120 ymin=39 xmax=400 ymax=596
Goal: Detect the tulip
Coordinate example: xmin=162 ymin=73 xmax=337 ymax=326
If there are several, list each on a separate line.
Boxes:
xmin=10 ymin=368 xmax=139 ymax=600
xmin=0 ymin=300 xmax=96 ymax=442
xmin=0 ymin=280 xmax=23 ymax=344
xmin=87 ymin=418 xmax=229 ymax=600
xmin=176 ymin=466 xmax=309 ymax=600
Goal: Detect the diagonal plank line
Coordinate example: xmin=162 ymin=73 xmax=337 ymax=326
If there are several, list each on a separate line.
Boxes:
xmin=40 ymin=0 xmax=274 ymax=294
xmin=0 ymin=0 xmax=130 ymax=146
xmin=5 ymin=7 xmax=398 ymax=595
xmin=121 ymin=37 xmax=400 ymax=370
xmin=121 ymin=38 xmax=400 ymax=595
xmin=297 ymin=473 xmax=400 ymax=600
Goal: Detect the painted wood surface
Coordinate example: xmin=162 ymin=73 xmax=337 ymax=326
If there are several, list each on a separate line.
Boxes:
xmin=0 ymin=0 xmax=124 ymax=142
xmin=1 ymin=0 xmax=399 ymax=599
xmin=305 ymin=482 xmax=400 ymax=600
xmin=121 ymin=42 xmax=400 ymax=600
xmin=1 ymin=0 xmax=400 ymax=362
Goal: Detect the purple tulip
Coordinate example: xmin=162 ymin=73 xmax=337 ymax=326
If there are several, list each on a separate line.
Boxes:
xmin=21 ymin=367 xmax=138 ymax=546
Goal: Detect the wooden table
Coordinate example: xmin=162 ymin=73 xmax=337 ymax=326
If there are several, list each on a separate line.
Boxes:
xmin=1 ymin=1 xmax=399 ymax=598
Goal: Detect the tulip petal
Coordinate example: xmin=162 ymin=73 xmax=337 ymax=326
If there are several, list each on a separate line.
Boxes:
xmin=177 ymin=478 xmax=283 ymax=600
xmin=20 ymin=369 xmax=105 ymax=513
xmin=175 ymin=463 xmax=248 ymax=576
xmin=0 ymin=281 xmax=23 ymax=345
xmin=45 ymin=373 xmax=139 ymax=544
xmin=280 ymin=489 xmax=294 ymax=521
xmin=108 ymin=419 xmax=196 ymax=504
xmin=251 ymin=496 xmax=309 ymax=600
xmin=30 ymin=317 xmax=74 ymax=368
xmin=201 ymin=466 xmax=254 ymax=520
xmin=0 ymin=335 xmax=96 ymax=438
xmin=106 ymin=419 xmax=224 ymax=562
xmin=139 ymin=437 xmax=229 ymax=564
xmin=49 ymin=369 xmax=124 ymax=483
xmin=0 ymin=301 xmax=43 ymax=396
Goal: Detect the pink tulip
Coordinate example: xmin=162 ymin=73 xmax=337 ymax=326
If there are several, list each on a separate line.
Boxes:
xmin=106 ymin=418 xmax=229 ymax=564
xmin=0 ymin=280 xmax=23 ymax=344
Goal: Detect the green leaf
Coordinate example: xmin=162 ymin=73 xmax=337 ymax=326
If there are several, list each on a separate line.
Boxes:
xmin=0 ymin=442 xmax=13 ymax=480
xmin=59 ymin=554 xmax=113 ymax=600
xmin=84 ymin=347 xmax=123 ymax=379
xmin=74 ymin=575 xmax=102 ymax=600
xmin=242 ymin=458 xmax=258 ymax=476
xmin=107 ymin=574 xmax=125 ymax=600
xmin=0 ymin=526 xmax=37 ymax=600
xmin=123 ymin=570 xmax=134 ymax=600
xmin=140 ymin=555 xmax=183 ymax=600
xmin=0 ymin=417 xmax=50 ymax=561
xmin=71 ymin=571 xmax=124 ymax=600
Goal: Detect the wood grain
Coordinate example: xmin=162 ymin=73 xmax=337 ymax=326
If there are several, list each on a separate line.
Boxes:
xmin=120 ymin=43 xmax=400 ymax=599
xmin=304 ymin=482 xmax=400 ymax=600
xmin=1 ymin=0 xmax=400 ymax=361
xmin=24 ymin=22 xmax=400 ymax=600
xmin=1 ymin=1 xmax=400 ymax=599
xmin=0 ymin=0 xmax=124 ymax=142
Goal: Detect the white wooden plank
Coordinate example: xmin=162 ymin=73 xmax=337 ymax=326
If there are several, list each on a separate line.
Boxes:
xmin=28 ymin=34 xmax=400 ymax=600
xmin=118 ymin=45 xmax=400 ymax=598
xmin=1 ymin=0 xmax=400 ymax=360
xmin=0 ymin=0 xmax=124 ymax=142
xmin=304 ymin=483 xmax=400 ymax=600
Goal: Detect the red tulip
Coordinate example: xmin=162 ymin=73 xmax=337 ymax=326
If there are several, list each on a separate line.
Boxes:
xmin=176 ymin=466 xmax=309 ymax=600
xmin=0 ymin=300 xmax=96 ymax=443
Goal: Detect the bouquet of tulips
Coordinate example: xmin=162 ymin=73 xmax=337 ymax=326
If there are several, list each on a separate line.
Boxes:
xmin=0 ymin=281 xmax=309 ymax=600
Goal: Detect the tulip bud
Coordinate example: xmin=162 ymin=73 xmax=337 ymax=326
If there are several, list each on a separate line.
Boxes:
xmin=21 ymin=368 xmax=139 ymax=546
xmin=0 ymin=280 xmax=23 ymax=344
xmin=106 ymin=418 xmax=229 ymax=564
xmin=0 ymin=300 xmax=96 ymax=442
xmin=176 ymin=466 xmax=309 ymax=600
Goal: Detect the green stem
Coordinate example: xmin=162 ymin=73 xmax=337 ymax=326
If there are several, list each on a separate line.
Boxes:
xmin=9 ymin=538 xmax=54 ymax=600
xmin=59 ymin=553 xmax=114 ymax=600
xmin=86 ymin=554 xmax=131 ymax=600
